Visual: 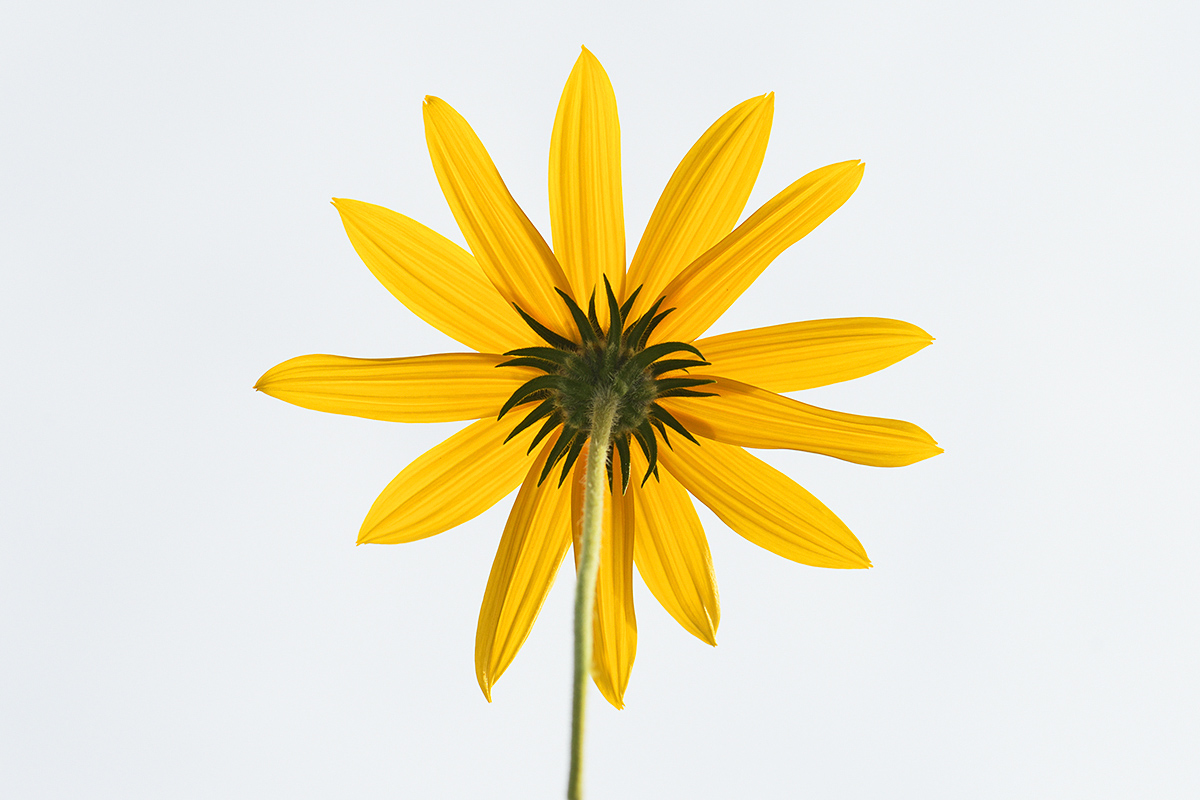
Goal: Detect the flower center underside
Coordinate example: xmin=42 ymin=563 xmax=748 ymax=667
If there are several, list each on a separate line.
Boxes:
xmin=497 ymin=279 xmax=714 ymax=491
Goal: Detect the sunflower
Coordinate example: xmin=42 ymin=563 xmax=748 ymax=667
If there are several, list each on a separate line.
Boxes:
xmin=256 ymin=47 xmax=940 ymax=712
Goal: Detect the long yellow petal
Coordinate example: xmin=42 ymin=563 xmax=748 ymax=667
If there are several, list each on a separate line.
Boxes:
xmin=475 ymin=439 xmax=573 ymax=700
xmin=697 ymin=317 xmax=934 ymax=392
xmin=654 ymin=160 xmax=866 ymax=343
xmin=570 ymin=447 xmax=636 ymax=709
xmin=549 ymin=47 xmax=625 ymax=315
xmin=358 ymin=416 xmax=539 ymax=545
xmin=630 ymin=449 xmax=719 ymax=645
xmin=659 ymin=439 xmax=870 ymax=569
xmin=423 ymin=96 xmax=576 ymax=337
xmin=660 ymin=376 xmax=942 ymax=467
xmin=625 ymin=94 xmax=774 ymax=316
xmin=333 ymin=198 xmax=532 ymax=353
xmin=255 ymin=353 xmax=540 ymax=423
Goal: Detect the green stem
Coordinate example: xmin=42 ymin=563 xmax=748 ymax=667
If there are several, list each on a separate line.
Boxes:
xmin=567 ymin=390 xmax=619 ymax=800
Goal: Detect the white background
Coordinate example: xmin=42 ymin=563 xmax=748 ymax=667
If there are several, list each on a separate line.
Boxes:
xmin=3 ymin=1 xmax=1197 ymax=797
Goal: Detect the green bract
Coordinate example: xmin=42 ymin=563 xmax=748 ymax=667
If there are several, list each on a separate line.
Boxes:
xmin=498 ymin=278 xmax=715 ymax=490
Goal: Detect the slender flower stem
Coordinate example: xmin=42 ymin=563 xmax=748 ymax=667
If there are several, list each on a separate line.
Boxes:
xmin=567 ymin=390 xmax=619 ymax=800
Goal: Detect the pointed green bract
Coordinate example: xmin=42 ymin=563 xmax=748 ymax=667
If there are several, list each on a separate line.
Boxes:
xmin=651 ymin=405 xmax=700 ymax=445
xmin=500 ymin=284 xmax=713 ymax=490
xmin=632 ymin=420 xmax=660 ymax=485
xmin=650 ymin=358 xmax=710 ymax=376
xmin=504 ymin=398 xmax=559 ymax=443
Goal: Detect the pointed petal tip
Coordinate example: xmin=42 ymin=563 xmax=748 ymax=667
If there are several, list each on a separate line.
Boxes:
xmin=577 ymin=45 xmax=603 ymax=66
xmin=475 ymin=663 xmax=495 ymax=702
xmin=911 ymin=436 xmax=945 ymax=463
xmin=571 ymin=45 xmax=610 ymax=85
xmin=742 ymin=92 xmax=774 ymax=116
xmin=253 ymin=369 xmax=276 ymax=394
xmin=846 ymin=551 xmax=872 ymax=570
xmin=827 ymin=159 xmax=865 ymax=176
xmin=907 ymin=322 xmax=934 ymax=343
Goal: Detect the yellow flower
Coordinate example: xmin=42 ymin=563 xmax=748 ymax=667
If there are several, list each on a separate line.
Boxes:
xmin=256 ymin=47 xmax=941 ymax=710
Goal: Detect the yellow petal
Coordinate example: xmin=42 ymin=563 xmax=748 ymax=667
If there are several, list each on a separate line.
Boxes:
xmin=255 ymin=353 xmax=540 ymax=423
xmin=423 ymin=96 xmax=576 ymax=337
xmin=570 ymin=446 xmax=636 ymax=709
xmin=625 ymin=94 xmax=774 ymax=316
xmin=654 ymin=160 xmax=866 ymax=343
xmin=629 ymin=449 xmax=719 ymax=645
xmin=697 ymin=317 xmax=934 ymax=392
xmin=659 ymin=439 xmax=870 ymax=569
xmin=549 ymin=47 xmax=625 ymax=315
xmin=333 ymin=198 xmax=532 ymax=353
xmin=660 ymin=376 xmax=942 ymax=467
xmin=475 ymin=439 xmax=573 ymax=700
xmin=358 ymin=416 xmax=540 ymax=545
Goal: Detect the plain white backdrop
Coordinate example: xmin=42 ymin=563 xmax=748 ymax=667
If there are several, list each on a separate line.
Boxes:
xmin=3 ymin=1 xmax=1197 ymax=797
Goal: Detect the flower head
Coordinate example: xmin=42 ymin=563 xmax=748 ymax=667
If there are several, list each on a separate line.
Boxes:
xmin=256 ymin=47 xmax=941 ymax=709
xmin=499 ymin=277 xmax=714 ymax=490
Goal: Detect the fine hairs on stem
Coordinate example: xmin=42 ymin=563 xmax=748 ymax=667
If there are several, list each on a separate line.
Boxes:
xmin=567 ymin=391 xmax=618 ymax=800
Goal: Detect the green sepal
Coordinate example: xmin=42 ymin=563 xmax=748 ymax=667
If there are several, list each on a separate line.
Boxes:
xmin=638 ymin=308 xmax=675 ymax=350
xmin=618 ymin=286 xmax=641 ymax=321
xmin=502 ymin=346 xmax=576 ymax=366
xmin=501 ymin=356 xmax=563 ymax=372
xmin=511 ymin=304 xmax=577 ymax=350
xmin=653 ymin=376 xmax=716 ymax=393
xmin=603 ymin=277 xmax=624 ymax=352
xmin=555 ymin=289 xmax=599 ymax=345
xmin=650 ymin=404 xmax=700 ymax=446
xmin=586 ymin=294 xmax=602 ymax=338
xmin=616 ymin=341 xmax=705 ymax=386
xmin=557 ymin=431 xmax=588 ymax=486
xmin=622 ymin=296 xmax=665 ymax=350
xmin=656 ymin=387 xmax=719 ymax=399
xmin=649 ymin=416 xmax=673 ymax=449
xmin=528 ymin=414 xmax=563 ymax=453
xmin=632 ymin=420 xmax=660 ymax=485
xmin=614 ymin=436 xmax=632 ymax=493
xmin=650 ymin=359 xmax=710 ymax=376
xmin=498 ymin=374 xmax=579 ymax=419
xmin=504 ymin=398 xmax=558 ymax=443
xmin=540 ymin=428 xmax=579 ymax=485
